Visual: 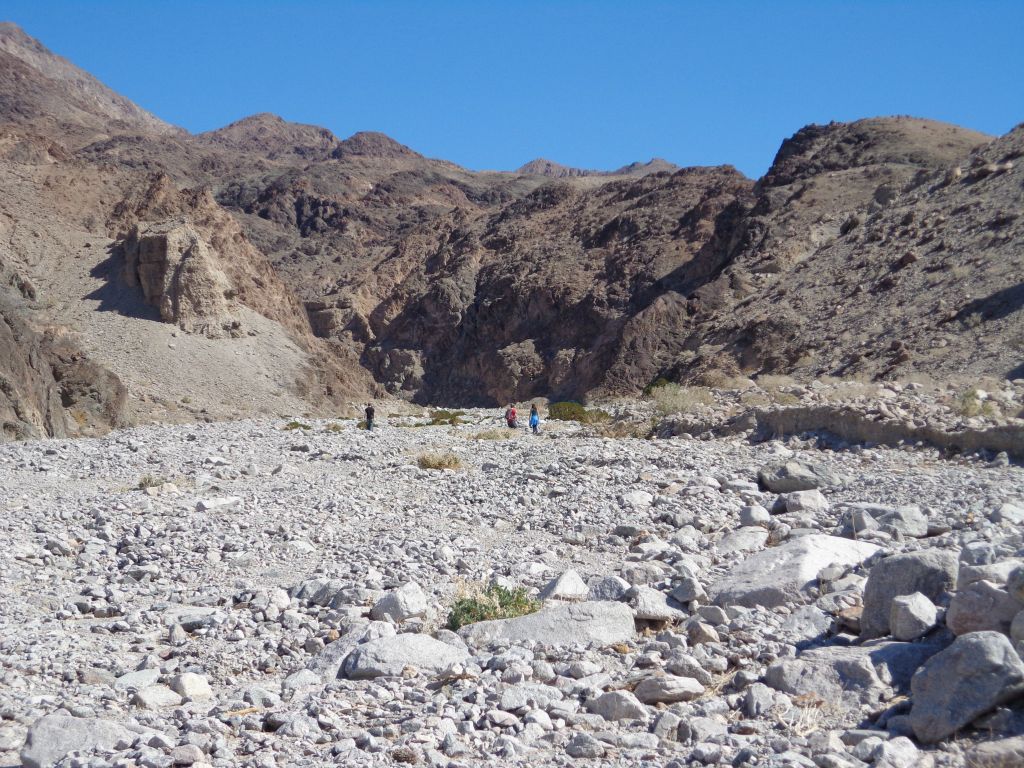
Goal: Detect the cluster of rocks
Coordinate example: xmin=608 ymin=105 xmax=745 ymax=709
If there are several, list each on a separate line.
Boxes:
xmin=0 ymin=412 xmax=1021 ymax=767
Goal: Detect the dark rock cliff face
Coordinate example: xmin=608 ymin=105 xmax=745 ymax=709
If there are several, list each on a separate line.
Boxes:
xmin=0 ymin=295 xmax=126 ymax=441
xmin=0 ymin=297 xmax=65 ymax=440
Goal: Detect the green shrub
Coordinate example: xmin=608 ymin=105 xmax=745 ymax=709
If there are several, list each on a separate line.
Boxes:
xmin=427 ymin=409 xmax=466 ymax=426
xmin=446 ymin=584 xmax=540 ymax=630
xmin=548 ymin=401 xmax=611 ymax=423
xmin=958 ymin=389 xmax=998 ymax=418
xmin=417 ymin=451 xmax=462 ymax=470
xmin=283 ymin=420 xmax=312 ymax=431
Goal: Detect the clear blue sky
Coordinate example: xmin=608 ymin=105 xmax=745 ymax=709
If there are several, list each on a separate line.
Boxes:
xmin=5 ymin=1 xmax=1023 ymax=178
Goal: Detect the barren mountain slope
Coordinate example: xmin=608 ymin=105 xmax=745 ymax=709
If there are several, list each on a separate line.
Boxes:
xmin=666 ymin=119 xmax=1022 ymax=384
xmin=0 ymin=22 xmax=178 ymax=143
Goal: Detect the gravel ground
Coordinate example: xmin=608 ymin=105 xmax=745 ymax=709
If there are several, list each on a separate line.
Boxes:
xmin=1 ymin=413 xmax=1022 ymax=767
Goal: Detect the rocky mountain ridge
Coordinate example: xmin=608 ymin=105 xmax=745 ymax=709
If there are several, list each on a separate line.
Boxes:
xmin=515 ymin=157 xmax=679 ymax=178
xmin=0 ymin=22 xmax=1021 ymax=439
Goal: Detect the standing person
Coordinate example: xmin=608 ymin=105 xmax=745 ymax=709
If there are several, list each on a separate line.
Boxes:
xmin=505 ymin=403 xmax=518 ymax=428
xmin=529 ymin=404 xmax=540 ymax=434
xmin=365 ymin=402 xmax=375 ymax=431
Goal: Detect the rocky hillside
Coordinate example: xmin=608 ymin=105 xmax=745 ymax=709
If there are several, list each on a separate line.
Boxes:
xmin=0 ymin=22 xmax=1021 ymax=438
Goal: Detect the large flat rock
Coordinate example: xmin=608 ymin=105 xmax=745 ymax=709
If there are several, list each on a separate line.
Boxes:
xmin=709 ymin=534 xmax=879 ymax=609
xmin=758 ymin=460 xmax=847 ymax=492
xmin=459 ymin=601 xmax=635 ymax=648
xmin=765 ymin=638 xmax=946 ymax=715
xmin=21 ymin=714 xmax=135 ymax=768
xmin=342 ymin=633 xmax=468 ymax=679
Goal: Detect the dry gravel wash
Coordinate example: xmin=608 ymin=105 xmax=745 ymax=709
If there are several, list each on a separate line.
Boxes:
xmin=0 ymin=415 xmax=1022 ymax=768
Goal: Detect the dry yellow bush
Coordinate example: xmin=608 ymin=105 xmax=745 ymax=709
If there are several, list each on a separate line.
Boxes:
xmin=650 ymin=383 xmax=714 ymax=416
xmin=417 ymin=451 xmax=462 ymax=470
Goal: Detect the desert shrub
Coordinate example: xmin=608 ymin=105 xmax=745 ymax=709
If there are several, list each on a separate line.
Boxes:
xmin=548 ymin=401 xmax=611 ymax=423
xmin=417 ymin=451 xmax=462 ymax=470
xmin=738 ymin=390 xmax=772 ymax=408
xmin=752 ymin=374 xmax=803 ymax=406
xmin=283 ymin=420 xmax=312 ymax=431
xmin=471 ymin=429 xmax=512 ymax=441
xmin=136 ymin=474 xmax=168 ymax=490
xmin=446 ymin=583 xmax=540 ymax=630
xmin=415 ymin=409 xmax=466 ymax=426
xmin=697 ymin=370 xmax=751 ymax=390
xmin=958 ymin=389 xmax=999 ymax=418
xmin=324 ymin=422 xmax=344 ymax=433
xmin=642 ymin=377 xmax=672 ymax=397
xmin=649 ymin=384 xmax=714 ymax=416
xmin=769 ymin=391 xmax=802 ymax=406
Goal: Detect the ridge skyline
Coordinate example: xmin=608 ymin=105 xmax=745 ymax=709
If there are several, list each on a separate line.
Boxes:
xmin=3 ymin=1 xmax=1022 ymax=178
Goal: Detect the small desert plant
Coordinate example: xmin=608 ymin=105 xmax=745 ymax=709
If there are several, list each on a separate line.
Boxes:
xmin=756 ymin=374 xmax=797 ymax=391
xmin=423 ymin=409 xmax=465 ymax=426
xmin=548 ymin=401 xmax=611 ymax=423
xmin=136 ymin=474 xmax=168 ymax=490
xmin=642 ymin=377 xmax=672 ymax=397
xmin=648 ymin=383 xmax=714 ymax=416
xmin=697 ymin=370 xmax=751 ymax=390
xmin=471 ymin=429 xmax=512 ymax=440
xmin=446 ymin=583 xmax=540 ymax=630
xmin=282 ymin=420 xmax=312 ymax=431
xmin=957 ymin=388 xmax=999 ymax=418
xmin=789 ymin=693 xmax=825 ymax=737
xmin=769 ymin=391 xmax=802 ymax=406
xmin=738 ymin=390 xmax=772 ymax=408
xmin=417 ymin=451 xmax=462 ymax=470
xmin=324 ymin=422 xmax=344 ymax=433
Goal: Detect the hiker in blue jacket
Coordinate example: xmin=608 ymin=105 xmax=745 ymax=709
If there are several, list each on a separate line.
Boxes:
xmin=529 ymin=403 xmax=540 ymax=434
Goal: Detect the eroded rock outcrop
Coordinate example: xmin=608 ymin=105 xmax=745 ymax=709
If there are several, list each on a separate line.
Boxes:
xmin=121 ymin=219 xmax=240 ymax=337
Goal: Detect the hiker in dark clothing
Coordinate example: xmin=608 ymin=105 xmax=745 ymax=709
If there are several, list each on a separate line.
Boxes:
xmin=365 ymin=403 xmax=375 ymax=431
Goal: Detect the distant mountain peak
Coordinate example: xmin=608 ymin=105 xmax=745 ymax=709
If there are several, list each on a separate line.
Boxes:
xmin=199 ymin=113 xmax=340 ymax=160
xmin=516 ymin=158 xmax=591 ymax=177
xmin=334 ymin=131 xmax=421 ymax=159
xmin=198 ymin=119 xmax=420 ymax=162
